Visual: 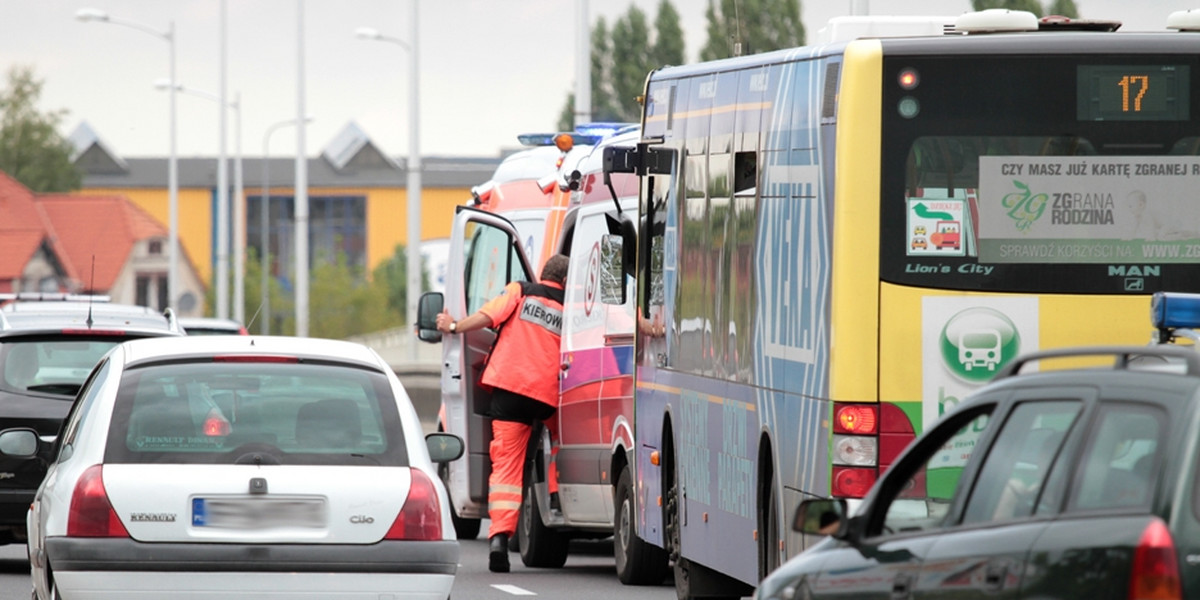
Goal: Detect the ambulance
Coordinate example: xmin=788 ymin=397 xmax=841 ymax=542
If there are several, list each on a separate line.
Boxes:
xmin=418 ymin=125 xmax=668 ymax=582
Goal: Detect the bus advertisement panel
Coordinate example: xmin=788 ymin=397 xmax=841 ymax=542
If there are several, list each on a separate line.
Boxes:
xmin=611 ymin=20 xmax=1200 ymax=600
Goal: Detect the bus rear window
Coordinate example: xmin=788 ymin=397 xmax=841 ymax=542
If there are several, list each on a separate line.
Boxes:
xmin=880 ymin=53 xmax=1200 ymax=295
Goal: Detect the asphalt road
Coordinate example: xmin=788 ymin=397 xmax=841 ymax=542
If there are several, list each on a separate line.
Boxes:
xmin=0 ymin=534 xmax=701 ymax=600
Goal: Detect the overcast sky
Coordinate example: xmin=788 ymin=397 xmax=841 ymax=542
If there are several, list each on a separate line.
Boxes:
xmin=2 ymin=0 xmax=1196 ymax=160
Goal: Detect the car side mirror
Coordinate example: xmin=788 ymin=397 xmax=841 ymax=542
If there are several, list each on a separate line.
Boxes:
xmin=0 ymin=428 xmax=39 ymax=458
xmin=794 ymin=497 xmax=848 ymax=537
xmin=416 ymin=292 xmax=444 ymax=343
xmin=425 ymin=432 xmax=465 ymax=463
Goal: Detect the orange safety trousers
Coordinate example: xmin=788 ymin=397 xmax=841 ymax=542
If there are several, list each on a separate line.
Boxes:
xmin=487 ymin=418 xmax=560 ymax=538
xmin=487 ymin=420 xmax=533 ymax=538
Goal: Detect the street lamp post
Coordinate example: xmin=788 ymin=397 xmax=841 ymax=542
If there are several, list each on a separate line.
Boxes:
xmin=77 ymin=8 xmax=179 ymax=312
xmin=217 ymin=0 xmax=229 ymax=321
xmin=154 ymin=80 xmax=244 ymax=324
xmin=355 ymin=1 xmax=421 ymax=362
xmin=261 ymin=117 xmax=312 ymax=335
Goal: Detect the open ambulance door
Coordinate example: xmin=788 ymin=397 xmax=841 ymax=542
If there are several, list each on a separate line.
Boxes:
xmin=441 ymin=206 xmax=535 ymax=515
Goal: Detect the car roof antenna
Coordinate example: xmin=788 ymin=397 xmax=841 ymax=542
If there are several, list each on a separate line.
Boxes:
xmin=245 ymin=298 xmax=265 ymax=336
xmin=86 ymin=255 xmax=96 ymax=329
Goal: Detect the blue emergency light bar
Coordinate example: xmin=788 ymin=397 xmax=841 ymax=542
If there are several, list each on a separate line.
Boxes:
xmin=574 ymin=122 xmax=637 ymax=139
xmin=516 ymin=133 xmax=564 ymax=147
xmin=517 ymin=123 xmax=637 ymax=148
xmin=1151 ymin=292 xmax=1200 ymax=331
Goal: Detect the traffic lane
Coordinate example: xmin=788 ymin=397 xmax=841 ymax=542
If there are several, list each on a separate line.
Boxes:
xmin=0 ymin=533 xmax=751 ymax=599
xmin=1 ymin=536 xmax=679 ymax=600
xmin=0 ymin=543 xmax=30 ymax=600
xmin=453 ymin=534 xmax=682 ymax=599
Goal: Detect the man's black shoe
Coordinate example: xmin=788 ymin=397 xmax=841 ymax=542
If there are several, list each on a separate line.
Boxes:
xmin=489 ymin=534 xmax=511 ymax=573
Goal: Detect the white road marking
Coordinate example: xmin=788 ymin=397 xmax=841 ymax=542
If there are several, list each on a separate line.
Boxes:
xmin=491 ymin=584 xmax=537 ymax=596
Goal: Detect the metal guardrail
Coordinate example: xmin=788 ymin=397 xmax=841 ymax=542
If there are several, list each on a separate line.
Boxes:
xmin=346 ymin=326 xmax=441 ymax=374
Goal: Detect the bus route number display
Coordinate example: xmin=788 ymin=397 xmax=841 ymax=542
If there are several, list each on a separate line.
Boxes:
xmin=1077 ymin=65 xmax=1189 ymax=122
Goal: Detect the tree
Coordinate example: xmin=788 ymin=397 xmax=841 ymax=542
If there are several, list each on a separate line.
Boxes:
xmin=972 ymin=0 xmax=1079 ymax=18
xmin=204 ymin=247 xmax=292 ymax=334
xmin=610 ymin=6 xmax=655 ymax=123
xmin=309 ymin=251 xmax=399 ymax=340
xmin=1046 ymin=0 xmax=1079 ymax=17
xmin=0 ymin=66 xmax=81 ymax=193
xmin=699 ymin=0 xmax=804 ymax=62
xmin=372 ymin=243 xmax=429 ymax=321
xmin=652 ymin=0 xmax=686 ymax=69
xmin=558 ymin=1 xmax=685 ymax=130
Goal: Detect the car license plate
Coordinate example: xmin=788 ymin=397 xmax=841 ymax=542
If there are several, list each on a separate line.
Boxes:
xmin=192 ymin=497 xmax=326 ymax=529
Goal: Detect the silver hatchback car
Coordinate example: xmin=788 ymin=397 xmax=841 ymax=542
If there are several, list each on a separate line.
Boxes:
xmin=2 ymin=335 xmax=464 ymax=600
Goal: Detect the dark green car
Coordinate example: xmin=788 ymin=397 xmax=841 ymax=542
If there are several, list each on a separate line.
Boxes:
xmin=757 ymin=343 xmax=1199 ymax=600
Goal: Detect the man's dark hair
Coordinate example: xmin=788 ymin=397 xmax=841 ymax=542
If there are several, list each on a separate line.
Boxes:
xmin=540 ymin=254 xmax=569 ymax=285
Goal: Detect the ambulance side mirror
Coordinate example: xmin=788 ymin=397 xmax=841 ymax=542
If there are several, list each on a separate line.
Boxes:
xmin=415 ymin=292 xmax=444 ymax=343
xmin=600 ymin=234 xmax=625 ymax=305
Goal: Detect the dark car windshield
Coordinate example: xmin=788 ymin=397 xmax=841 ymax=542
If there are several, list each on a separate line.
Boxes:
xmin=0 ymin=339 xmax=120 ymax=396
xmin=105 ymin=360 xmax=409 ymax=467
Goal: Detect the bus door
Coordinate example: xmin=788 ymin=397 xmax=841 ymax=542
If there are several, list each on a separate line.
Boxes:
xmin=442 ymin=206 xmax=535 ymax=512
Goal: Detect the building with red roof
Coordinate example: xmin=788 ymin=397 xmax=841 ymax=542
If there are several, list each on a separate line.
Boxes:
xmin=0 ymin=171 xmax=204 ymax=315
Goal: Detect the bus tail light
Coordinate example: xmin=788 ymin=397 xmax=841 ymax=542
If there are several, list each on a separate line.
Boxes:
xmin=833 ymin=434 xmax=878 ymax=466
xmin=832 ymin=467 xmax=876 ymax=499
xmin=67 ymin=465 xmax=129 ymax=537
xmin=832 ymin=403 xmax=880 ymax=498
xmin=385 ymin=469 xmax=442 ymax=541
xmin=1129 ymin=518 xmax=1182 ymax=600
xmin=834 ymin=403 xmax=878 ymax=435
xmin=879 ymin=403 xmax=917 ymax=470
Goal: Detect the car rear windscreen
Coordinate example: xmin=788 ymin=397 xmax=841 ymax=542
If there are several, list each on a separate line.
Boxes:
xmin=104 ymin=360 xmax=409 ymax=467
xmin=0 ymin=338 xmax=122 ymax=397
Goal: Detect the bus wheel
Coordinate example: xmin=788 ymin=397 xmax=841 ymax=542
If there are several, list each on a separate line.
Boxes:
xmin=758 ymin=474 xmax=781 ymax=580
xmin=666 ymin=447 xmax=741 ymax=600
xmin=614 ymin=465 xmax=669 ymax=585
xmin=518 ymin=463 xmax=568 ymax=568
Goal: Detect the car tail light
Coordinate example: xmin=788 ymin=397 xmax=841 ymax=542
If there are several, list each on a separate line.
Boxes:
xmin=212 ymin=355 xmax=299 ymax=363
xmin=61 ymin=329 xmax=126 ymax=336
xmin=384 ymin=469 xmax=442 ymax=541
xmin=831 ymin=466 xmax=876 ymax=499
xmin=202 ymin=408 xmax=231 ymax=437
xmin=1129 ymin=518 xmax=1181 ymax=600
xmin=67 ymin=465 xmax=129 ymax=537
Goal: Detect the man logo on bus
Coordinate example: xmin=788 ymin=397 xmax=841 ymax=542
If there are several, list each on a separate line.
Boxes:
xmin=939 ymin=307 xmax=1021 ymax=383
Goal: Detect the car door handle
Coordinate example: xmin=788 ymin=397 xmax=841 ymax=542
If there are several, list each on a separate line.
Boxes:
xmin=985 ymin=562 xmax=1008 ymax=591
xmin=891 ymin=572 xmax=913 ymax=599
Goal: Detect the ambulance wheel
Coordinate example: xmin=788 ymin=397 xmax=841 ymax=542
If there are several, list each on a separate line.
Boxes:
xmin=518 ymin=464 xmax=568 ymax=568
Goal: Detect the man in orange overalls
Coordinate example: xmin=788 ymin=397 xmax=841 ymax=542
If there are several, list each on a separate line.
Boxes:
xmin=436 ymin=254 xmax=567 ymax=573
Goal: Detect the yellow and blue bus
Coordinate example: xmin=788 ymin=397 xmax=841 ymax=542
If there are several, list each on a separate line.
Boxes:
xmin=605 ymin=10 xmax=1200 ymax=598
